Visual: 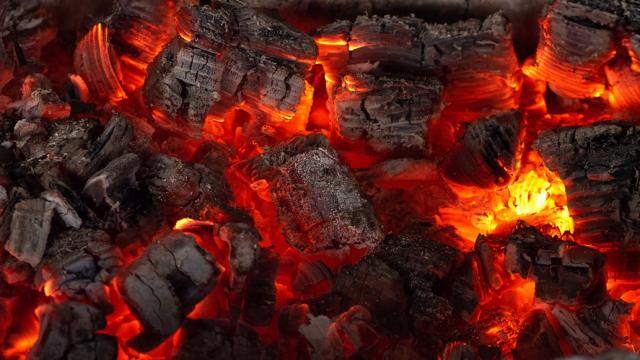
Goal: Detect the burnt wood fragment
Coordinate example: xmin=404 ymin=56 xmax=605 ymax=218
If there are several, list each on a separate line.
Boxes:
xmin=236 ymin=134 xmax=383 ymax=253
xmin=82 ymin=153 xmax=141 ymax=210
xmin=513 ymin=310 xmax=562 ymax=360
xmin=242 ymin=247 xmax=278 ymax=326
xmin=442 ymin=111 xmax=523 ymax=189
xmin=219 ymin=222 xmax=260 ymax=291
xmin=504 ymin=223 xmax=606 ymax=305
xmin=333 ymin=256 xmax=408 ymax=334
xmin=533 ymin=121 xmax=640 ymax=248
xmin=41 ymin=189 xmax=82 ymax=229
xmin=117 ymin=232 xmax=220 ymax=352
xmin=144 ymin=154 xmax=232 ymax=220
xmin=0 ymin=0 xmax=57 ymax=61
xmin=4 ymin=198 xmax=54 ymax=267
xmin=17 ymin=74 xmax=70 ymax=120
xmin=0 ymin=186 xmax=29 ymax=247
xmin=28 ymin=302 xmax=117 ymax=360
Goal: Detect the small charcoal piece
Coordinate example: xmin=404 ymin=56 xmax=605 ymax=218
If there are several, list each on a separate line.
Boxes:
xmin=0 ymin=0 xmax=57 ymax=60
xmin=40 ymin=190 xmax=83 ymax=229
xmin=144 ymin=154 xmax=232 ymax=220
xmin=82 ymin=153 xmax=141 ymax=210
xmin=39 ymin=228 xmax=121 ymax=309
xmin=332 ymin=256 xmax=408 ymax=334
xmin=66 ymin=114 xmax=133 ymax=180
xmin=218 ymin=222 xmax=261 ymax=291
xmin=117 ymin=232 xmax=220 ymax=352
xmin=533 ymin=121 xmax=640 ymax=248
xmin=144 ymin=2 xmax=317 ymax=133
xmin=242 ymin=247 xmax=278 ymax=326
xmin=28 ymin=302 xmax=117 ymax=360
xmin=552 ymin=299 xmax=632 ymax=355
xmin=513 ymin=310 xmax=563 ymax=360
xmin=235 ymin=134 xmax=383 ymax=253
xmin=504 ymin=223 xmax=606 ymax=305
xmin=174 ymin=319 xmax=275 ymax=360
xmin=4 ymin=198 xmax=55 ymax=267
xmin=441 ymin=111 xmax=523 ymax=189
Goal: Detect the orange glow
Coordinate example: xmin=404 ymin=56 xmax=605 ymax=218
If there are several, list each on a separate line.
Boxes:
xmin=439 ymin=154 xmax=574 ymax=242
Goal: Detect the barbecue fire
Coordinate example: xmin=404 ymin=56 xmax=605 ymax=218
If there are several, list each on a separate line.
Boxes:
xmin=1 ymin=0 xmax=640 ymax=359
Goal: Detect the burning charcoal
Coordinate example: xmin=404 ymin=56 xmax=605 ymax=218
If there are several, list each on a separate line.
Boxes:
xmin=145 ymin=3 xmax=316 ymax=134
xmin=316 ymin=12 xmax=520 ymax=126
xmin=144 ymin=154 xmax=232 ymax=220
xmin=321 ymin=305 xmax=382 ymax=359
xmin=524 ymin=0 xmax=617 ymax=99
xmin=474 ymin=235 xmax=505 ymax=290
xmin=448 ymin=255 xmax=480 ymax=320
xmin=82 ymin=153 xmax=141 ymax=210
xmin=17 ymin=74 xmax=70 ymax=120
xmin=28 ymin=302 xmax=117 ymax=360
xmin=235 ymin=134 xmax=383 ymax=253
xmin=66 ymin=114 xmax=133 ymax=180
xmin=219 ymin=222 xmax=260 ymax=290
xmin=74 ymin=23 xmax=126 ymax=102
xmin=117 ymin=232 xmax=220 ymax=352
xmin=291 ymin=260 xmax=334 ymax=295
xmin=332 ymin=73 xmax=442 ymax=155
xmin=41 ymin=189 xmax=82 ymax=229
xmin=174 ymin=319 xmax=275 ymax=360
xmin=0 ymin=187 xmax=29 ymax=246
xmin=533 ymin=121 xmax=640 ymax=248
xmin=242 ymin=247 xmax=278 ymax=326
xmin=332 ymin=256 xmax=408 ymax=334
xmin=442 ymin=111 xmax=523 ymax=189
xmin=442 ymin=342 xmax=478 ymax=360
xmin=0 ymin=251 xmax=34 ymax=285
xmin=4 ymin=198 xmax=55 ymax=267
xmin=504 ymin=223 xmax=606 ymax=305
xmin=39 ymin=229 xmax=121 ymax=308
xmin=513 ymin=310 xmax=562 ymax=360
xmin=552 ymin=299 xmax=632 ymax=355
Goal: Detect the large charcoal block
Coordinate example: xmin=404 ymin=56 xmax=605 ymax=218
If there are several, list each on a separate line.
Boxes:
xmin=236 ymin=134 xmax=383 ymax=252
xmin=117 ymin=232 xmax=220 ymax=352
xmin=533 ymin=122 xmax=640 ymax=248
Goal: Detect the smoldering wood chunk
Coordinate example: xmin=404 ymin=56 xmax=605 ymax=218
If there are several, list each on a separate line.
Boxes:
xmin=40 ymin=229 xmax=120 ymax=307
xmin=558 ymin=350 xmax=640 ymax=360
xmin=564 ymin=0 xmax=640 ymax=33
xmin=333 ymin=73 xmax=442 ymax=155
xmin=533 ymin=121 xmax=640 ymax=248
xmin=606 ymin=35 xmax=640 ymax=115
xmin=0 ymin=0 xmax=57 ymax=61
xmin=4 ymin=198 xmax=54 ymax=267
xmin=448 ymin=255 xmax=480 ymax=320
xmin=117 ymin=232 xmax=220 ymax=352
xmin=441 ymin=342 xmax=477 ymax=360
xmin=235 ymin=134 xmax=383 ymax=252
xmin=552 ymin=299 xmax=632 ymax=355
xmin=513 ymin=310 xmax=562 ymax=360
xmin=174 ymin=319 xmax=275 ymax=360
xmin=144 ymin=154 xmax=232 ymax=220
xmin=422 ymin=13 xmax=521 ymax=121
xmin=242 ymin=247 xmax=278 ymax=326
xmin=41 ymin=189 xmax=82 ymax=229
xmin=525 ymin=0 xmax=617 ymax=99
xmin=474 ymin=235 xmax=504 ymax=290
xmin=219 ymin=222 xmax=260 ymax=290
xmin=66 ymin=114 xmax=133 ymax=180
xmin=0 ymin=250 xmax=34 ymax=285
xmin=504 ymin=223 xmax=606 ymax=305
xmin=83 ymin=153 xmax=141 ymax=210
xmin=143 ymin=38 xmax=222 ymax=131
xmin=333 ymin=256 xmax=408 ymax=334
xmin=17 ymin=74 xmax=70 ymax=120
xmin=28 ymin=302 xmax=117 ymax=360
xmin=145 ymin=3 xmax=316 ymax=134
xmin=442 ymin=111 xmax=523 ymax=189
xmin=74 ymin=23 xmax=126 ymax=102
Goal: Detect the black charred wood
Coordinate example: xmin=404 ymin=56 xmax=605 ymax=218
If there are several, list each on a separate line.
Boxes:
xmin=533 ymin=121 xmax=640 ymax=248
xmin=28 ymin=302 xmax=117 ymax=360
xmin=242 ymin=247 xmax=278 ymax=326
xmin=4 ymin=198 xmax=55 ymax=267
xmin=219 ymin=222 xmax=261 ymax=291
xmin=117 ymin=232 xmax=220 ymax=352
xmin=442 ymin=110 xmax=523 ymax=189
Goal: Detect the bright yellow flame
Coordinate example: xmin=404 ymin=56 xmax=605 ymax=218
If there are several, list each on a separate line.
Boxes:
xmin=508 ymin=170 xmax=551 ymax=216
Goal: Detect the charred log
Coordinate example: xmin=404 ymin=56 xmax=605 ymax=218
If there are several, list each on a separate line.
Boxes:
xmin=28 ymin=302 xmax=117 ymax=360
xmin=235 ymin=134 xmax=383 ymax=253
xmin=533 ymin=121 xmax=640 ymax=248
xmin=117 ymin=232 xmax=221 ymax=352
